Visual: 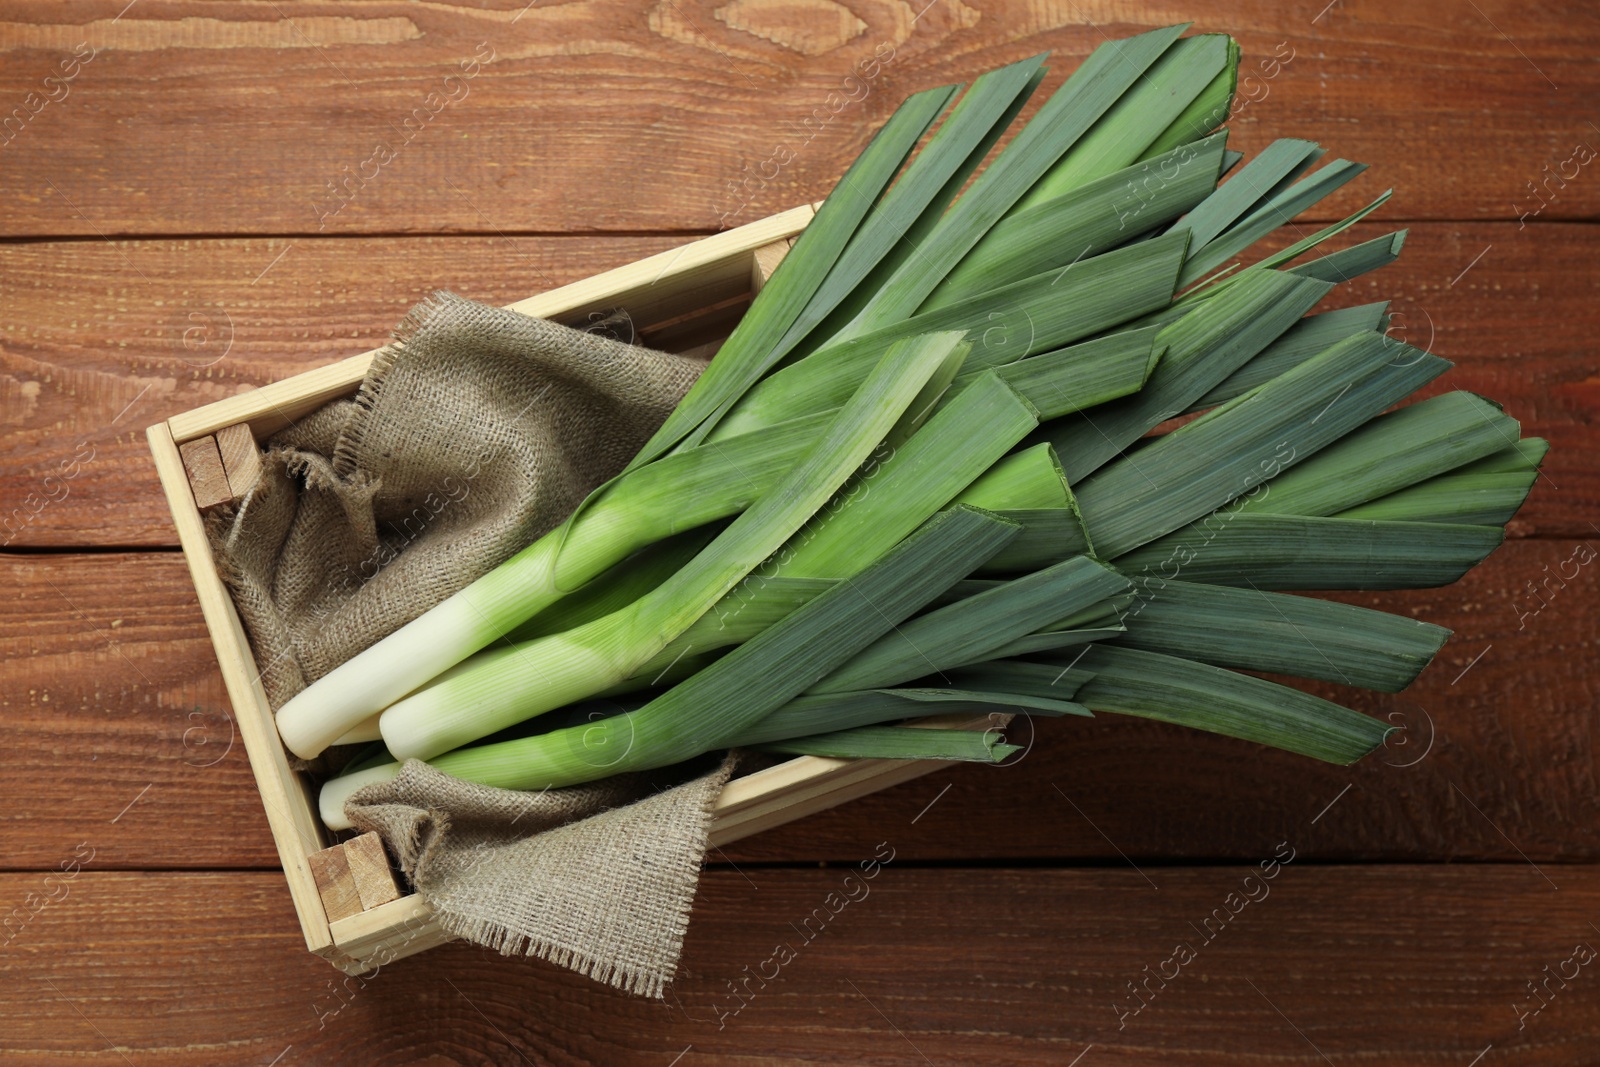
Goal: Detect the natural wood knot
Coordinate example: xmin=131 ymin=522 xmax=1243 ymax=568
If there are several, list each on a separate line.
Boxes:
xmin=713 ymin=0 xmax=867 ymax=56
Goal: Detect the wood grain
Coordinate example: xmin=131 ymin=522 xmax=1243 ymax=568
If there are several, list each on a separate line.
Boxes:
xmin=0 ymin=232 xmax=680 ymax=548
xmin=0 ymin=551 xmax=278 ymax=869
xmin=749 ymin=237 xmax=792 ymax=294
xmin=343 ymin=833 xmax=400 ymax=912
xmin=212 ymin=423 xmax=261 ymax=500
xmin=307 ymin=843 xmax=363 ymax=924
xmin=1 ymin=2 xmax=1593 ymax=1046
xmin=5 ymin=541 xmax=1594 ymax=870
xmin=0 ymin=2 xmax=1595 ymax=237
xmin=0 ymin=867 xmax=1593 ymax=1064
xmin=3 ymin=222 xmax=1596 ymax=548
xmin=175 ymin=436 xmax=231 ymax=511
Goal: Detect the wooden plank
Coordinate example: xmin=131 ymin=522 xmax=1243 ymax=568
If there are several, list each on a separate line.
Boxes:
xmin=712 ymin=717 xmax=993 ymax=847
xmin=714 ymin=760 xmax=945 ymax=846
xmin=211 ymin=423 xmax=261 ymax=500
xmin=3 ymin=222 xmax=1593 ymax=548
xmin=0 ymin=3 xmax=1595 ymax=237
xmin=0 ymin=233 xmax=679 ymax=549
xmin=307 ymin=832 xmax=401 ymax=928
xmin=4 ymin=541 xmax=1598 ymax=869
xmin=0 ymin=868 xmax=1594 ymax=1063
xmin=0 ymin=549 xmax=277 ymax=870
xmin=175 ymin=436 xmax=230 ymax=511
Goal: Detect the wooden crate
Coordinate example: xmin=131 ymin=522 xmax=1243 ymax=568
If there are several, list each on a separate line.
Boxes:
xmin=146 ymin=205 xmax=968 ymax=976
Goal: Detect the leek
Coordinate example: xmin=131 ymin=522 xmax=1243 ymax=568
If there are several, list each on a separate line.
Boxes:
xmin=378 ymin=332 xmax=973 ymax=761
xmin=290 ymin=27 xmax=1546 ymax=833
xmin=274 ymin=409 xmax=833 ymax=758
xmin=1115 ymin=578 xmax=1448 ymax=692
xmin=726 ymin=690 xmax=1089 ymax=748
xmin=1069 ymin=646 xmax=1390 ymax=764
xmin=321 ymin=505 xmax=1022 ymax=826
xmin=813 ymin=555 xmax=1129 ymax=692
xmin=924 ymin=134 xmax=1227 ymax=308
xmin=1117 ymin=513 xmax=1505 ymax=589
xmin=833 ymin=24 xmax=1193 ymax=340
xmin=1338 ymin=438 xmax=1548 ymax=526
xmin=753 ymin=725 xmax=1022 ymax=763
xmin=1042 ymin=270 xmax=1334 ymax=483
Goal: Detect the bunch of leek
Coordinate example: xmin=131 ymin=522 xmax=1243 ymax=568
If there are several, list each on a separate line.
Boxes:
xmin=278 ymin=25 xmax=1544 ymax=830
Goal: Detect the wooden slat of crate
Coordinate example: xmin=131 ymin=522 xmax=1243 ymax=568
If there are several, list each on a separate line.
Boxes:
xmin=307 ymin=840 xmax=363 ymax=924
xmin=148 ymin=421 xmax=337 ymax=954
xmin=343 ymin=832 xmax=401 ymax=911
xmin=177 ymin=424 xmax=263 ymax=513
xmin=163 ymin=204 xmax=817 ymax=444
xmin=307 ymin=832 xmax=401 ymax=927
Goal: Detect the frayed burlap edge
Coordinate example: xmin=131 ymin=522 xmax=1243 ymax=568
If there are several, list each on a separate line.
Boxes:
xmin=328 ymin=293 xmax=446 ymax=482
xmin=347 ymin=752 xmax=743 ymax=998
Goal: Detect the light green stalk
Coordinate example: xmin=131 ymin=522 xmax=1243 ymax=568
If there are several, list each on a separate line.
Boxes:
xmin=772 ymin=370 xmax=1039 ymax=579
xmin=502 ymin=527 xmax=715 ymax=644
xmin=319 ymin=507 xmax=1022 ymax=825
xmin=954 ymin=443 xmax=1069 ymax=510
xmin=275 ymin=409 xmax=833 ymax=758
xmin=948 ymin=444 xmax=1095 ymax=572
xmin=753 ymin=725 xmax=1021 ymax=763
xmin=377 ymin=332 xmax=972 ymax=761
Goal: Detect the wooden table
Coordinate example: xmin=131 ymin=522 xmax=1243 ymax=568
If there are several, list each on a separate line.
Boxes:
xmin=3 ymin=2 xmax=1597 ymax=1063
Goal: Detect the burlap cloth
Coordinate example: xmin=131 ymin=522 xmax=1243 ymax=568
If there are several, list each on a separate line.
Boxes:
xmin=209 ymin=291 xmax=738 ymax=997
